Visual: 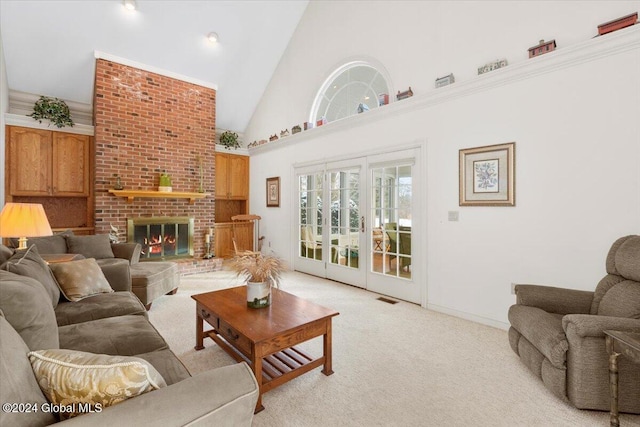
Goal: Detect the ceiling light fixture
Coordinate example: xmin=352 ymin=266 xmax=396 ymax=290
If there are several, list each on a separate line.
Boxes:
xmin=123 ymin=0 xmax=136 ymax=11
xmin=207 ymin=32 xmax=219 ymax=44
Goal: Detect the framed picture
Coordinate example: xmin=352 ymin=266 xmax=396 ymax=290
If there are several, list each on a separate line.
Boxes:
xmin=459 ymin=142 xmax=515 ymax=206
xmin=266 ymin=177 xmax=280 ymax=207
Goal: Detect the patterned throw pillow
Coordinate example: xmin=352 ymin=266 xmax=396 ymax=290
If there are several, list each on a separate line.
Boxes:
xmin=28 ymin=349 xmax=166 ymax=420
xmin=49 ymin=258 xmax=114 ymax=302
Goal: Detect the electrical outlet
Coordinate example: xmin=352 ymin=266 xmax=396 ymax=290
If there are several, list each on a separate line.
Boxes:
xmin=448 ymin=211 xmax=459 ymax=221
xmin=511 ymin=283 xmax=517 ymax=295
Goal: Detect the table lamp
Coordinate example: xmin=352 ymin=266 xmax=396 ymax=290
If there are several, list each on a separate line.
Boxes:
xmin=0 ymin=203 xmax=53 ymax=249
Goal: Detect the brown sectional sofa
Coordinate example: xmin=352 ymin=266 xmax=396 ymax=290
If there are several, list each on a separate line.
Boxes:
xmin=0 ymin=244 xmax=258 ymax=426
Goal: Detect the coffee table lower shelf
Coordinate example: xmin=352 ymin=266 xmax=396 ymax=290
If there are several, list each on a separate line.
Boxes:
xmin=205 ymin=329 xmax=327 ymax=397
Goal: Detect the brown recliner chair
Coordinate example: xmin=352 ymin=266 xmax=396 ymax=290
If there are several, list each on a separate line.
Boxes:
xmin=508 ymin=235 xmax=640 ymax=413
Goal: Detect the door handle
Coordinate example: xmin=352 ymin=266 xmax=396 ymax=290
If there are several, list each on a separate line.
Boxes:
xmin=360 ymin=216 xmax=365 ymax=233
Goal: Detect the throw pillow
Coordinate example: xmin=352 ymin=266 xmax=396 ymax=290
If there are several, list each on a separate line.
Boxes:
xmin=66 ymin=234 xmax=115 ymax=259
xmin=50 ymin=258 xmax=114 ymax=302
xmin=28 ymin=349 xmax=167 ymax=420
xmin=3 ymin=245 xmax=61 ymax=308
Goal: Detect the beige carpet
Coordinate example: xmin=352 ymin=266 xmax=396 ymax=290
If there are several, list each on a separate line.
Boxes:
xmin=148 ymin=269 xmax=640 ymax=427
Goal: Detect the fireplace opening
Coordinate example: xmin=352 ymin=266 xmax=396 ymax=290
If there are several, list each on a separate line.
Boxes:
xmin=127 ymin=217 xmax=194 ymax=260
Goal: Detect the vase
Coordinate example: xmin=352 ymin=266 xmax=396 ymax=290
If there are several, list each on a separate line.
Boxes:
xmin=246 ymin=281 xmax=271 ymax=308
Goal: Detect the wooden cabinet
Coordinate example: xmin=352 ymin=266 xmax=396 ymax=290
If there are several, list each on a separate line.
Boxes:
xmin=215 ymin=153 xmax=249 ymax=200
xmin=5 ymin=125 xmax=94 ymax=233
xmin=8 ymin=127 xmax=89 ymax=196
xmin=213 ymin=152 xmax=251 ymax=258
xmin=213 ymin=222 xmax=253 ymax=259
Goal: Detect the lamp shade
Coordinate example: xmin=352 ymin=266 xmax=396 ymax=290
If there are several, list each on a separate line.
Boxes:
xmin=0 ymin=203 xmax=53 ymax=249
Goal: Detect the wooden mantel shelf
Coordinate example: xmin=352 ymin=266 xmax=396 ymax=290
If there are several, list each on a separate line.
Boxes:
xmin=108 ymin=189 xmax=210 ymax=205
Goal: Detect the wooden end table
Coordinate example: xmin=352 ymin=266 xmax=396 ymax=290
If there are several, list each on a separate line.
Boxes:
xmin=604 ymin=330 xmax=640 ymax=427
xmin=192 ymin=286 xmax=339 ymax=412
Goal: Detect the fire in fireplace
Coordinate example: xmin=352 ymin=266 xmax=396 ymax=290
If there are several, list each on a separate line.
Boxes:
xmin=127 ymin=217 xmax=194 ymax=260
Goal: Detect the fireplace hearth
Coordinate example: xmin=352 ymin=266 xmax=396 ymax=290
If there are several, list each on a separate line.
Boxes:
xmin=128 ymin=217 xmax=194 ymax=260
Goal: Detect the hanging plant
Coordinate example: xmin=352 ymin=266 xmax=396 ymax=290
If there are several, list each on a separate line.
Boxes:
xmin=29 ymin=96 xmax=74 ymax=128
xmin=219 ymin=130 xmax=240 ymax=149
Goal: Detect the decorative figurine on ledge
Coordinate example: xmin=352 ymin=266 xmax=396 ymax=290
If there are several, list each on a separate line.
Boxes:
xmin=292 ymin=125 xmax=302 ymax=134
xmin=280 ymin=129 xmax=290 ymax=138
xmin=477 ymin=59 xmax=508 ymax=75
xmin=378 ymin=93 xmax=389 ymax=106
xmin=528 ymin=39 xmax=556 ymax=58
xmin=396 ymin=87 xmax=413 ymax=101
xmin=269 ymin=134 xmax=279 ymax=142
xmin=597 ymin=12 xmax=637 ymax=35
xmin=304 ymin=121 xmax=313 ymax=130
xmin=435 ymin=74 xmax=455 ymax=88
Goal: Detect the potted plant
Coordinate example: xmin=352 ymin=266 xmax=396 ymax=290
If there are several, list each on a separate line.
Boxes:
xmin=219 ymin=130 xmax=241 ymax=150
xmin=232 ymin=253 xmax=285 ymax=308
xmin=29 ymin=96 xmax=74 ymax=128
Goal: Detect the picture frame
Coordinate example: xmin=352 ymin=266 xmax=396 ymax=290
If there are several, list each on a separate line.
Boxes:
xmin=459 ymin=142 xmax=515 ymax=206
xmin=266 ymin=176 xmax=280 ymax=207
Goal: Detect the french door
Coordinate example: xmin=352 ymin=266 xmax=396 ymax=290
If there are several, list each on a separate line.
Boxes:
xmin=295 ymin=148 xmax=421 ymax=304
xmin=296 ymin=158 xmax=367 ymax=286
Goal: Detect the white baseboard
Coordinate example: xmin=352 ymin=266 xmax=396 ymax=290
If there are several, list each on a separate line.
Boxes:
xmin=427 ymin=303 xmax=510 ymax=331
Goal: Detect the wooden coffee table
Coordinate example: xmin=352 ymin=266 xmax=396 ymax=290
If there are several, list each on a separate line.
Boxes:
xmin=192 ymin=286 xmax=339 ymax=412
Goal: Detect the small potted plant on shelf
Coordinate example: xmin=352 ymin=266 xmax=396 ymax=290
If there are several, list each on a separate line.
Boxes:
xmin=29 ymin=96 xmax=74 ymax=128
xmin=219 ymin=130 xmax=241 ymax=150
xmin=232 ymin=252 xmax=285 ymax=308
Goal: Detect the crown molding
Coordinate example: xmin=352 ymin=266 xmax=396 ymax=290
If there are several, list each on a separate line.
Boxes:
xmin=8 ymin=90 xmax=93 ymax=126
xmin=95 ymin=51 xmax=218 ymax=91
xmin=248 ymin=24 xmax=640 ymax=155
xmin=4 ymin=113 xmax=94 ymax=135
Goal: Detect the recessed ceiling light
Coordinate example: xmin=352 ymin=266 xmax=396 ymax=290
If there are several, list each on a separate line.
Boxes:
xmin=207 ymin=32 xmax=219 ymax=44
xmin=122 ymin=0 xmax=136 ymax=11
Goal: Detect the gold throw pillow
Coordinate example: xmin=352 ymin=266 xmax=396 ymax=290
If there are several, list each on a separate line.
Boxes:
xmin=49 ymin=258 xmax=113 ymax=302
xmin=28 ymin=349 xmax=166 ymax=419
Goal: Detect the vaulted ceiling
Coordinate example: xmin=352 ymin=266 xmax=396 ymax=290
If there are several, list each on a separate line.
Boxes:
xmin=0 ymin=0 xmax=309 ymax=132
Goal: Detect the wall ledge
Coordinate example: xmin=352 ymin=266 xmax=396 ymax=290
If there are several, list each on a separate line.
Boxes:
xmin=248 ymin=24 xmax=640 ymax=155
xmin=4 ymin=113 xmax=94 ymax=135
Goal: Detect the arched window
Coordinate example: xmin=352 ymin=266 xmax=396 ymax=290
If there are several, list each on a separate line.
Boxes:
xmin=310 ymin=61 xmax=391 ymax=125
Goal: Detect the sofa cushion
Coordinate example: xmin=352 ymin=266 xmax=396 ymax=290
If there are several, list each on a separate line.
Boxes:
xmin=0 ymin=243 xmax=13 ymax=264
xmin=0 ymin=270 xmax=59 ymax=350
xmin=50 ymin=258 xmax=114 ymax=302
xmin=28 ymin=349 xmax=166 ymax=420
xmin=3 ymin=245 xmax=60 ymax=308
xmin=0 ymin=315 xmax=57 ymax=427
xmin=66 ymin=234 xmax=115 ymax=259
xmin=508 ymin=305 xmax=568 ymax=368
xmin=96 ymin=258 xmax=132 ymax=292
xmin=135 ymin=348 xmax=192 ymax=386
xmin=597 ymin=280 xmax=640 ymax=319
xmin=59 ymin=314 xmax=169 ymax=356
xmin=55 ymin=291 xmax=147 ymax=327
xmin=11 ymin=229 xmax=73 ymax=253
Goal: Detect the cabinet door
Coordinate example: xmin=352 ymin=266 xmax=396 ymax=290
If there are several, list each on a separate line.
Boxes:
xmin=52 ymin=133 xmax=90 ymax=196
xmin=213 ymin=224 xmax=235 ymax=258
xmin=228 ymin=155 xmax=249 ymax=199
xmin=215 ymin=153 xmax=230 ymax=199
xmin=8 ymin=127 xmax=52 ymax=196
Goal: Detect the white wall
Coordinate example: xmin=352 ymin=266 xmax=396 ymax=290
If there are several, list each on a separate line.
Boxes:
xmin=245 ymin=1 xmax=640 ymax=328
xmin=0 ymin=32 xmax=8 ymax=205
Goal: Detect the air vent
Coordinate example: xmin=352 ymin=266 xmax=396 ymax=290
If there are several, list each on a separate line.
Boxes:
xmin=377 ymin=297 xmax=398 ymax=304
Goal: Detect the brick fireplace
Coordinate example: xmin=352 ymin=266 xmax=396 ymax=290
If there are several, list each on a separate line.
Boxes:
xmin=93 ymin=58 xmax=218 ymax=274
